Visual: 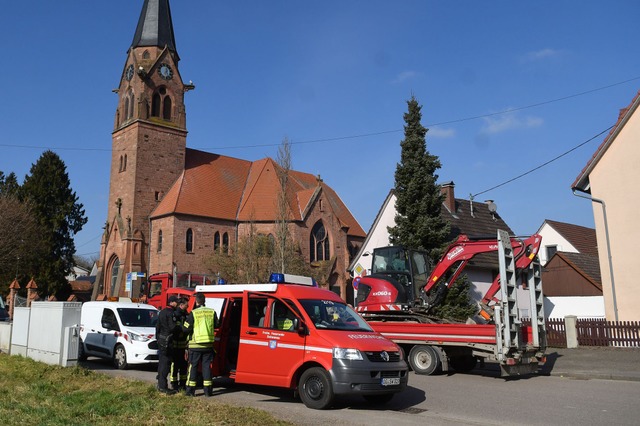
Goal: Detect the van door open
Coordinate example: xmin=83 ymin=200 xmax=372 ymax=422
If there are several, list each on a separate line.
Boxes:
xmin=235 ymin=292 xmax=306 ymax=388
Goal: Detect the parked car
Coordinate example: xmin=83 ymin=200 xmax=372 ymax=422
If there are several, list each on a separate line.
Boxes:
xmin=78 ymin=301 xmax=159 ymax=369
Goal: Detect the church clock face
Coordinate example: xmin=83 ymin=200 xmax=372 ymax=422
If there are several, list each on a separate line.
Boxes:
xmin=125 ymin=64 xmax=134 ymax=81
xmin=158 ymin=63 xmax=173 ymax=80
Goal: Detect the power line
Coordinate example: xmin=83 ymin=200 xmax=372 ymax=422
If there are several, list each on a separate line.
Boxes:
xmin=2 ymin=76 xmax=638 ymax=153
xmin=472 ymin=125 xmax=615 ymax=198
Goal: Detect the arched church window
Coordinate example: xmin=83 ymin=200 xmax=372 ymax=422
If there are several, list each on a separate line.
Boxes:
xmin=310 ymin=221 xmax=329 ymax=262
xmin=152 ymin=92 xmax=161 ymax=117
xmin=123 ymin=154 xmax=127 ymax=171
xmin=214 ymin=231 xmax=220 ymax=252
xmin=128 ymin=90 xmax=135 ymax=119
xmin=163 ymin=96 xmax=172 ymax=120
xmin=124 ymin=97 xmax=130 ymax=120
xmin=151 ymin=86 xmax=171 ymax=121
xmin=119 ymin=155 xmax=123 ymax=172
xmin=157 ymin=230 xmax=163 ymax=252
xmin=223 ymin=232 xmax=229 ymax=254
xmin=110 ymin=258 xmax=120 ymax=296
xmin=143 ymin=50 xmax=150 ymax=59
xmin=186 ymin=228 xmax=193 ymax=253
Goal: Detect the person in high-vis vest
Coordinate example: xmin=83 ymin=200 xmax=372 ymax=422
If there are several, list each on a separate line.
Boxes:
xmin=170 ymin=297 xmax=189 ymax=391
xmin=182 ymin=292 xmax=218 ymax=397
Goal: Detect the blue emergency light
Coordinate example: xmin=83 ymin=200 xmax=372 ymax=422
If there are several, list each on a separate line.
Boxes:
xmin=269 ymin=273 xmax=317 ymax=287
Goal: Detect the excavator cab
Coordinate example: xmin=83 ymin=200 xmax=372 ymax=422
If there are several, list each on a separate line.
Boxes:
xmin=367 ymin=246 xmax=431 ymax=304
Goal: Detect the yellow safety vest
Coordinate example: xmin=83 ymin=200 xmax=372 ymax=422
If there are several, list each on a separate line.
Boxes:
xmin=187 ymin=306 xmax=217 ymax=349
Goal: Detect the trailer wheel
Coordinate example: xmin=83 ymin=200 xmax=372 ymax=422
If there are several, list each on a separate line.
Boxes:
xmin=299 ymin=367 xmax=334 ymax=409
xmin=450 ymin=355 xmax=478 ymax=373
xmin=408 ymin=345 xmax=442 ymax=375
xmin=113 ymin=344 xmax=128 ymax=370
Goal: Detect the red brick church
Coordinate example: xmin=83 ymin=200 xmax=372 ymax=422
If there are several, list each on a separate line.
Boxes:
xmin=94 ymin=0 xmax=365 ymax=301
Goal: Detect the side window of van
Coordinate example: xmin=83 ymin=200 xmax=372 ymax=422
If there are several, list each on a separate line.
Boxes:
xmin=248 ymin=297 xmax=268 ymax=328
xmin=271 ymin=299 xmax=299 ymax=332
xmin=101 ymin=309 xmax=120 ymax=331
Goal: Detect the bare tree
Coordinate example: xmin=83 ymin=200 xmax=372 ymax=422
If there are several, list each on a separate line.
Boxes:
xmin=275 ymin=137 xmax=292 ymax=273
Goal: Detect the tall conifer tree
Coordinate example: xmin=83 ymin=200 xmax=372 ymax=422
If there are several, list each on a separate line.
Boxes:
xmin=21 ymin=151 xmax=87 ymax=297
xmin=389 ymin=96 xmax=449 ymax=259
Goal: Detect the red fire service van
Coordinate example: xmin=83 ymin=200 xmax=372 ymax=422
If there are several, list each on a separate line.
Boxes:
xmin=194 ymin=275 xmax=409 ymax=409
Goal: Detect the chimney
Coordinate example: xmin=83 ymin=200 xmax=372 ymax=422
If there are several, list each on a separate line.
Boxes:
xmin=441 ymin=181 xmax=456 ymax=213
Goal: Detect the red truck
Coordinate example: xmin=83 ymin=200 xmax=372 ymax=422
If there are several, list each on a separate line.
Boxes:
xmin=355 ymin=230 xmax=546 ymax=376
xmin=139 ymin=271 xmax=215 ymax=309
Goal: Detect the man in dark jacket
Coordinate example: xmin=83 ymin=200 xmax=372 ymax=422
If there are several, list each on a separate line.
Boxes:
xmin=170 ymin=297 xmax=189 ymax=391
xmin=156 ymin=295 xmax=179 ymax=394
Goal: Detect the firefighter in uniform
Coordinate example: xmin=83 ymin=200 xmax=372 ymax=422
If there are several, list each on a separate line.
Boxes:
xmin=156 ymin=295 xmax=179 ymax=394
xmin=170 ymin=297 xmax=189 ymax=391
xmin=182 ymin=292 xmax=218 ymax=397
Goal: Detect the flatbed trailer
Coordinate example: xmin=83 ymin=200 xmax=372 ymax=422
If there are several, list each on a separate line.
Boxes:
xmin=365 ymin=230 xmax=547 ymax=377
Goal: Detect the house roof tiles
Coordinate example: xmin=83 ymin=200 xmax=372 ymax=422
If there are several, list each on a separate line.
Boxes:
xmin=543 ymin=219 xmax=598 ymax=256
xmin=151 ymin=148 xmax=365 ymax=237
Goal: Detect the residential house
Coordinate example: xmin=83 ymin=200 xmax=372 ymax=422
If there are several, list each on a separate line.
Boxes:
xmin=537 ymin=220 xmax=603 ymax=318
xmin=350 ymin=182 xmax=519 ymax=308
xmin=572 ymin=90 xmax=640 ymax=321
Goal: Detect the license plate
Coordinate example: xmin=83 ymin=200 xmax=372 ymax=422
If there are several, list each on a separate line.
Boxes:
xmin=381 ymin=377 xmax=400 ymax=386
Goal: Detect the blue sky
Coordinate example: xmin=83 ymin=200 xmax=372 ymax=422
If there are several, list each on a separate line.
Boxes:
xmin=1 ymin=1 xmax=639 ymax=260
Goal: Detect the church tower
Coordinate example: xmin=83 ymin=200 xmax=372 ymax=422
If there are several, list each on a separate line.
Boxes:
xmin=96 ymin=0 xmax=191 ymax=298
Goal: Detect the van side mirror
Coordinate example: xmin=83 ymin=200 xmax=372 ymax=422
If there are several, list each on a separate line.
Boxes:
xmin=294 ymin=318 xmax=308 ymax=335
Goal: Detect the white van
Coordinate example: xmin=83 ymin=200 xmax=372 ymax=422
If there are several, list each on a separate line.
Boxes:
xmin=78 ymin=301 xmax=159 ymax=369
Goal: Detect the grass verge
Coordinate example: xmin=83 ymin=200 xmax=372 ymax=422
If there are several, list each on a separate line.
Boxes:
xmin=0 ymin=353 xmax=292 ymax=425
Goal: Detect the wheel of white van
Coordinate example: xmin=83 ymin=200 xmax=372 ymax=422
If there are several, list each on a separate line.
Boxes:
xmin=78 ymin=338 xmax=87 ymax=362
xmin=299 ymin=367 xmax=334 ymax=409
xmin=113 ymin=344 xmax=128 ymax=370
xmin=450 ymin=355 xmax=478 ymax=373
xmin=408 ymin=345 xmax=442 ymax=375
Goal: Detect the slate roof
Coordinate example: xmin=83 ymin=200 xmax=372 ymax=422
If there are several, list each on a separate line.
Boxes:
xmin=543 ymin=219 xmax=598 ymax=256
xmin=131 ymin=0 xmax=177 ymax=54
xmin=573 ymin=90 xmax=640 ymax=191
xmin=443 ymin=198 xmax=515 ymax=239
xmin=442 ymin=198 xmax=515 ymax=269
xmin=151 ymin=148 xmax=365 ymax=237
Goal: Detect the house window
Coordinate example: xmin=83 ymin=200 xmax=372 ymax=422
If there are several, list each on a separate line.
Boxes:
xmin=214 ymin=231 xmax=220 ymax=252
xmin=186 ymin=228 xmax=193 ymax=253
xmin=546 ymin=245 xmax=557 ymax=260
xmin=223 ymin=232 xmax=229 ymax=254
xmin=157 ymin=230 xmax=163 ymax=252
xmin=310 ymin=221 xmax=329 ymax=262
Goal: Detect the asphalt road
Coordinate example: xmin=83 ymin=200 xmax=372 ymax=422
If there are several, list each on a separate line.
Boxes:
xmin=84 ymin=358 xmax=640 ymax=425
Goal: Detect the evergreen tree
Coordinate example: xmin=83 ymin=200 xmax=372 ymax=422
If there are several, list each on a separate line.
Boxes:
xmin=430 ymin=274 xmax=478 ymax=321
xmin=21 ymin=151 xmax=88 ymax=297
xmin=389 ymin=96 xmax=450 ymax=259
xmin=0 ymin=171 xmax=20 ymax=196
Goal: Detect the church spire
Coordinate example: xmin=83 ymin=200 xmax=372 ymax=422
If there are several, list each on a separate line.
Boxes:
xmin=131 ymin=0 xmax=177 ymax=55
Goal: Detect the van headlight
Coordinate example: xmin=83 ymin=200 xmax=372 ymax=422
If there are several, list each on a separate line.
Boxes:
xmin=333 ymin=348 xmax=363 ymax=360
xmin=127 ymin=331 xmax=151 ymax=342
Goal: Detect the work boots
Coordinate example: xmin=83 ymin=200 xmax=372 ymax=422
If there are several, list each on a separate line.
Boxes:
xmin=203 ymin=386 xmax=213 ymax=397
xmin=184 ymin=386 xmax=195 ymax=397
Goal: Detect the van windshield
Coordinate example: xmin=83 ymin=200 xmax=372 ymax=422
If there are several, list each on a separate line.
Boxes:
xmin=299 ymin=300 xmax=373 ymax=332
xmin=117 ymin=308 xmax=158 ymax=327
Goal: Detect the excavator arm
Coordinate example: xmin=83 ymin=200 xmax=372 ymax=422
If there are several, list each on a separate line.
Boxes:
xmin=419 ymin=234 xmax=542 ymax=312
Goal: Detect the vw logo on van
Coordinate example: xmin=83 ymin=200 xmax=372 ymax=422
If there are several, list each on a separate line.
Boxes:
xmin=380 ymin=351 xmax=390 ymax=362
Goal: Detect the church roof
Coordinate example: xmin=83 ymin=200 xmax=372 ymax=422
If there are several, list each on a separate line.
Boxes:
xmin=131 ymin=0 xmax=177 ymax=54
xmin=151 ymin=149 xmax=366 ymax=238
